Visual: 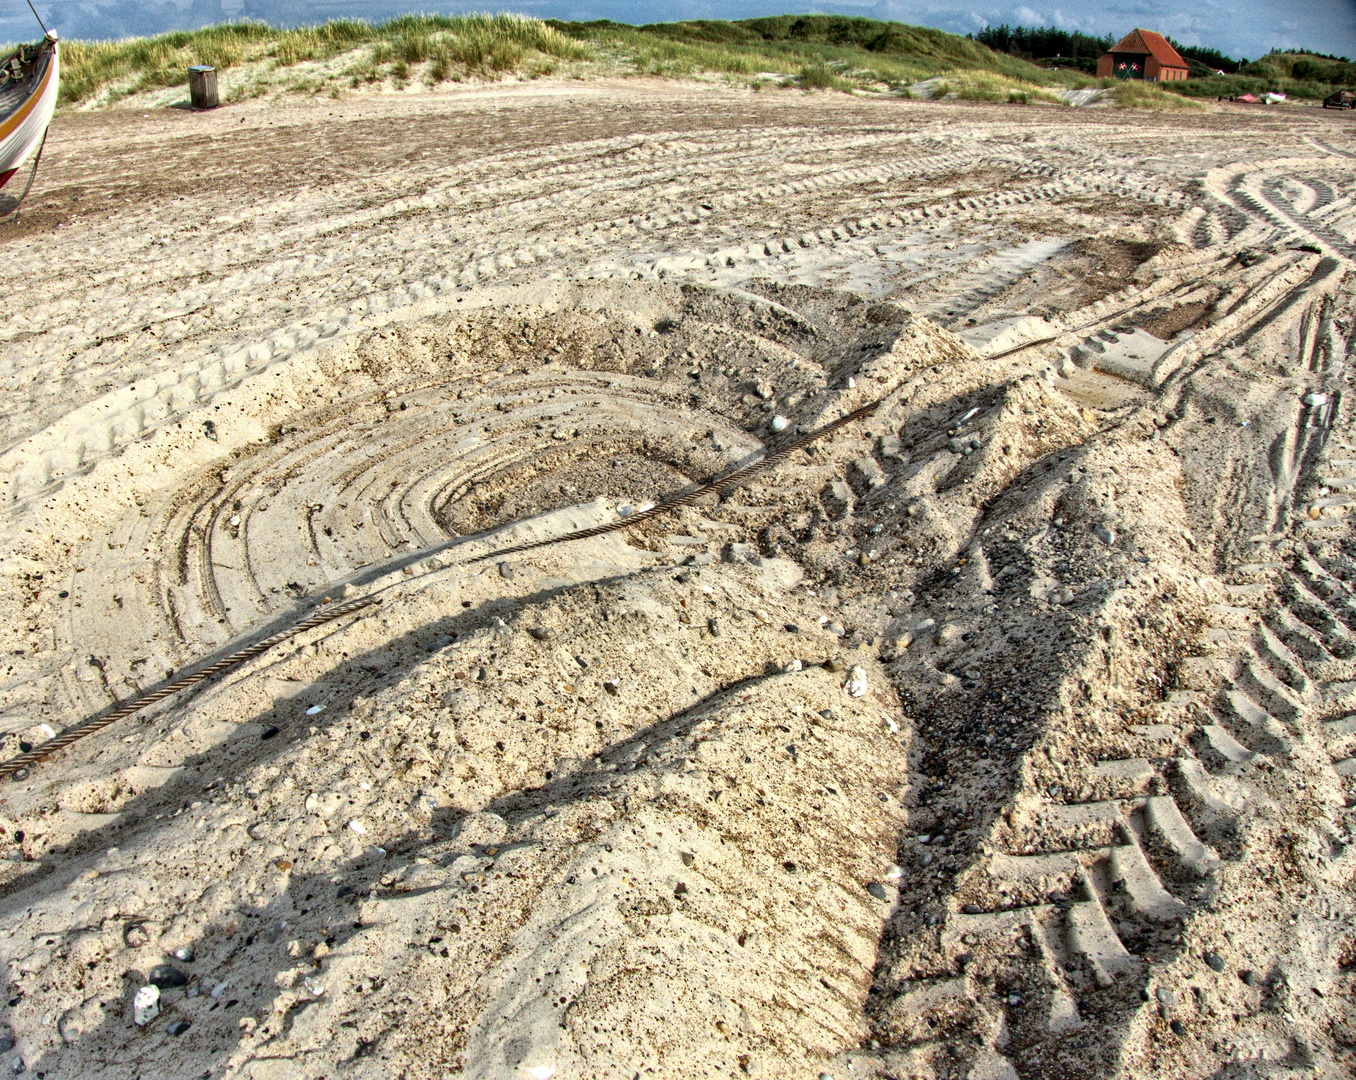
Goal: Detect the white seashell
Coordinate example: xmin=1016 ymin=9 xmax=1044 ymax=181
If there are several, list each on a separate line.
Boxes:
xmin=347 ymin=819 xmax=367 ymax=835
xmin=845 ymin=665 xmax=869 ymax=697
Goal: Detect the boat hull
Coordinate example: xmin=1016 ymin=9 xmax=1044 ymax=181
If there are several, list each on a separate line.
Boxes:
xmin=0 ymin=38 xmax=58 ymax=190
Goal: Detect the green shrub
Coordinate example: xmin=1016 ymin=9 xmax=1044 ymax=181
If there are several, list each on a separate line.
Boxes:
xmin=799 ymin=61 xmax=845 ymax=90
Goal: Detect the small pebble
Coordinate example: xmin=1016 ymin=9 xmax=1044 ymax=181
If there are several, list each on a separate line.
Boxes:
xmin=1156 ymin=986 xmax=1174 ymax=1005
xmin=823 ymin=656 xmax=845 ymax=673
xmin=1094 ymin=523 xmax=1116 ymax=546
xmin=166 ymin=1019 xmax=191 ymax=1036
xmin=348 ymin=819 xmax=367 ymax=835
xmin=498 ymin=562 xmax=516 ymax=580
xmin=148 ymin=965 xmax=188 ymax=989
xmin=708 ymin=618 xmax=720 ymax=637
xmin=857 ymin=552 xmax=870 ymax=567
xmin=529 ymin=627 xmax=555 ymax=641
xmin=845 ymin=665 xmax=869 ymax=697
xmin=305 ymin=704 xmax=325 ymax=716
xmin=1304 ymin=392 xmax=1329 ymax=407
xmin=866 ymin=882 xmax=888 ymax=900
xmin=172 ymin=947 xmax=194 ymax=964
xmin=260 ymin=725 xmax=280 ymax=740
xmin=962 ymin=904 xmax=982 ymax=915
xmin=885 ymin=864 xmax=903 ymax=880
xmin=1240 ymin=970 xmax=1256 ymax=987
xmin=783 ymin=861 xmax=797 ymax=873
xmin=132 ymin=985 xmax=161 ymax=1026
xmin=770 ymin=415 xmax=789 ymax=432
xmin=1204 ymin=952 xmax=1225 ymax=973
xmin=1169 ymin=1019 xmax=1186 ymax=1036
xmin=7 ymin=1056 xmax=19 ymax=1075
xmin=784 ymin=623 xmax=799 ymax=634
xmin=827 ymin=620 xmax=845 ymax=637
xmin=603 ymin=680 xmax=620 ymax=696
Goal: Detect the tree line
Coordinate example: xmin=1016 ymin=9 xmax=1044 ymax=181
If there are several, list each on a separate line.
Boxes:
xmin=971 ymin=24 xmax=1242 ymax=74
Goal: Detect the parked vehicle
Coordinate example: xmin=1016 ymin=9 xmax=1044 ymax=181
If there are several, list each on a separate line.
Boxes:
xmin=1324 ymin=90 xmax=1355 ymax=109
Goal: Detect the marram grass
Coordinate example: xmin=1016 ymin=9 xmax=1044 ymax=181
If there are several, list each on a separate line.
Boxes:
xmin=46 ymin=13 xmax=1258 ymax=109
xmin=57 ymin=15 xmax=591 ymax=105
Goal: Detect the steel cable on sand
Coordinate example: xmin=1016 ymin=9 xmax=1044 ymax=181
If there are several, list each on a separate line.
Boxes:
xmin=1 ymin=399 xmax=880 ymax=781
xmin=470 ymin=399 xmax=882 ymax=563
xmin=0 ymin=595 xmax=379 ymax=781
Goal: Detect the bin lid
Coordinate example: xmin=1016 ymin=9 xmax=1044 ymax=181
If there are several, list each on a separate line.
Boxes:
xmin=188 ymin=65 xmax=216 ymax=73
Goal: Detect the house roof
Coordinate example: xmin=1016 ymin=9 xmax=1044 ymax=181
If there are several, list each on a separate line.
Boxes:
xmin=1106 ymin=28 xmax=1189 ymax=69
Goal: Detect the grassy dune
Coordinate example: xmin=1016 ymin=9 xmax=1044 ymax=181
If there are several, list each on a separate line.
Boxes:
xmin=58 ymin=15 xmax=592 ymax=105
xmin=50 ymin=13 xmax=1318 ymax=110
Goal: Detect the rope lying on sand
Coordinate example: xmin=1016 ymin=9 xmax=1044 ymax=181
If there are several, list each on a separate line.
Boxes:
xmin=1 ymin=398 xmax=881 ymax=781
xmin=471 ymin=399 xmax=881 ymax=562
xmin=0 ymin=595 xmax=379 ymax=781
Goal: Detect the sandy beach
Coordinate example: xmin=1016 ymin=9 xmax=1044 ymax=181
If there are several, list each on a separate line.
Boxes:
xmin=0 ymin=79 xmax=1353 ymax=1078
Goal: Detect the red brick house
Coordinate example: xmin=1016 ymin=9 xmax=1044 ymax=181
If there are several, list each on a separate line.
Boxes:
xmin=1097 ymin=29 xmax=1190 ymax=82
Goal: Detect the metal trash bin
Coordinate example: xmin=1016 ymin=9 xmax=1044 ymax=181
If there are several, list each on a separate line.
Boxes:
xmin=188 ymin=65 xmax=218 ymax=110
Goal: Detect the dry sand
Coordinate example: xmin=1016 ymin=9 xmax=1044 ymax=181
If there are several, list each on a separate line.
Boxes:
xmin=0 ymin=80 xmax=1353 ymax=1079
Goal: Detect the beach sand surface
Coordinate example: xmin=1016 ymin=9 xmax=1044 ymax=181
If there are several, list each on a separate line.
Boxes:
xmin=0 ymin=81 xmax=1353 ymax=1078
